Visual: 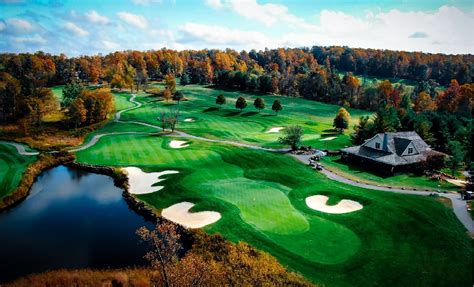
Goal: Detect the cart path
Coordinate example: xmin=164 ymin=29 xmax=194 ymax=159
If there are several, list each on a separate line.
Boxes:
xmin=291 ymin=153 xmax=473 ymax=234
xmin=0 ymin=140 xmax=39 ymax=156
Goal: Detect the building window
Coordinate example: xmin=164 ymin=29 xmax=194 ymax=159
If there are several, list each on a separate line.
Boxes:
xmin=375 ymin=142 xmax=380 ymax=149
xmin=408 ymin=148 xmax=413 ymax=154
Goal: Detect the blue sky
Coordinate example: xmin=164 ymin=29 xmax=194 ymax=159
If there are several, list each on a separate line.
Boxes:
xmin=0 ymin=0 xmax=473 ymax=56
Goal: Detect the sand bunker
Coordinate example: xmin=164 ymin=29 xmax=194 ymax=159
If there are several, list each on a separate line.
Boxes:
xmin=266 ymin=127 xmax=284 ymax=133
xmin=184 ymin=118 xmax=195 ymax=122
xmin=162 ymin=202 xmax=221 ymax=229
xmin=169 ymin=140 xmax=189 ymax=149
xmin=444 ymin=178 xmax=466 ymax=187
xmin=123 ymin=167 xmax=179 ymax=195
xmin=306 ymin=195 xmax=363 ymax=214
xmin=321 ymin=136 xmax=336 ymax=141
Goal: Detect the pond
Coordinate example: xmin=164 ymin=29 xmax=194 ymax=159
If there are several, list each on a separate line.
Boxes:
xmin=0 ymin=165 xmax=154 ymax=283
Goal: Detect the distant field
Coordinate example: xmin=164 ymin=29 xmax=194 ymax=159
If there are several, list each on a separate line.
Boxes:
xmin=121 ymin=84 xmax=372 ymax=150
xmin=73 ymin=84 xmax=472 ymax=286
xmin=0 ymin=143 xmax=37 ymax=199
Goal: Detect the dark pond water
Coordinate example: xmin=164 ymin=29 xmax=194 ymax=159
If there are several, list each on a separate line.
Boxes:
xmin=0 ymin=165 xmax=154 ymax=283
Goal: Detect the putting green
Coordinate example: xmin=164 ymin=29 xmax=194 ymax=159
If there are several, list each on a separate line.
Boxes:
xmin=199 ymin=178 xmax=309 ymax=234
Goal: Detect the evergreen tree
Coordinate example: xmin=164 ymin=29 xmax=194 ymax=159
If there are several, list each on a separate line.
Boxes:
xmin=235 ymin=96 xmax=247 ymax=111
xmin=62 ymin=81 xmax=84 ymax=108
xmin=180 ymin=73 xmax=190 ymax=86
xmin=253 ymin=97 xmax=265 ymax=112
xmin=446 ymin=141 xmax=464 ymax=176
xmin=216 ymin=94 xmax=226 ymax=107
xmin=272 ymin=100 xmax=282 ymax=115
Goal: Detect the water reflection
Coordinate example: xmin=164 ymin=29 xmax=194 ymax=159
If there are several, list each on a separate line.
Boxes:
xmin=0 ymin=165 xmax=154 ymax=283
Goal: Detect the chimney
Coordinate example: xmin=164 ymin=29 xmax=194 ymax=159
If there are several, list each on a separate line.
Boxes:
xmin=382 ymin=133 xmax=388 ymax=152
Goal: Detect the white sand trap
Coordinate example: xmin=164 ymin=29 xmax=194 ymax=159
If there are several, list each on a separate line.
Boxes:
xmin=162 ymin=202 xmax=221 ymax=229
xmin=169 ymin=140 xmax=189 ymax=149
xmin=184 ymin=118 xmax=195 ymax=122
xmin=266 ymin=127 xmax=284 ymax=133
xmin=123 ymin=167 xmax=179 ymax=194
xmin=321 ymin=136 xmax=336 ymax=141
xmin=306 ymin=195 xmax=363 ymax=214
xmin=445 ymin=178 xmax=466 ymax=187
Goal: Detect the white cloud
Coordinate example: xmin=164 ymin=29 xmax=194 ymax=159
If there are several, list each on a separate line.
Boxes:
xmin=7 ymin=18 xmax=35 ymax=32
xmin=64 ymin=22 xmax=89 ymax=36
xmin=205 ymin=0 xmax=223 ymax=9
xmin=85 ymin=10 xmax=109 ymax=25
xmin=13 ymin=34 xmax=46 ymax=44
xmin=117 ymin=12 xmax=148 ymax=29
xmin=102 ymin=40 xmax=120 ymax=50
xmin=178 ymin=22 xmax=272 ymax=49
xmin=213 ymin=0 xmax=316 ymax=30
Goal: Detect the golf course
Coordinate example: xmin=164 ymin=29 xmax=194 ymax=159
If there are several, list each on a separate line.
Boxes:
xmin=60 ymin=83 xmax=471 ymax=287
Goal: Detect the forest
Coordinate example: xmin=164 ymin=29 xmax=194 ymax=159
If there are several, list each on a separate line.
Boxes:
xmin=0 ymin=46 xmax=472 ymax=165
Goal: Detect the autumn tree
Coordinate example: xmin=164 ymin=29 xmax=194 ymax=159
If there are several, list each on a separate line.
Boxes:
xmin=165 ymin=74 xmax=176 ymax=93
xmin=272 ymin=99 xmax=282 ymax=115
xmin=68 ymin=97 xmax=87 ymax=128
xmin=26 ymin=88 xmax=57 ymax=126
xmin=0 ymin=72 xmax=21 ymax=121
xmin=137 ymin=222 xmax=182 ymax=287
xmin=414 ymin=91 xmax=436 ymax=112
xmin=279 ymin=125 xmax=303 ymax=150
xmin=253 ymin=97 xmax=265 ymax=112
xmin=216 ymin=94 xmax=226 ymax=107
xmin=436 ymin=80 xmax=460 ymax=113
xmin=163 ymin=89 xmax=173 ymax=102
xmin=333 ymin=107 xmax=351 ymax=133
xmin=235 ymin=96 xmax=247 ymax=111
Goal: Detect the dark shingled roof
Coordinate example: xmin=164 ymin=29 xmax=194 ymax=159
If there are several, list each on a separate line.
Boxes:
xmin=342 ymin=131 xmax=445 ymax=167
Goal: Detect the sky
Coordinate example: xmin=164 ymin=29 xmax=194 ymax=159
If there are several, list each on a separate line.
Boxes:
xmin=0 ymin=0 xmax=473 ymax=56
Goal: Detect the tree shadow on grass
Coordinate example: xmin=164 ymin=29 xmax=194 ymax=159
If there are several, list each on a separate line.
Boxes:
xmin=224 ymin=111 xmax=242 ymax=117
xmin=203 ymin=107 xmax=219 ymax=113
xmin=333 ymin=157 xmax=391 ymax=179
xmin=241 ymin=111 xmax=259 ymax=117
xmin=262 ymin=114 xmax=277 ymax=117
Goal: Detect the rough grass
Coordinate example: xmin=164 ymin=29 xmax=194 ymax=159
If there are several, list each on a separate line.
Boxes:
xmin=0 ymin=143 xmax=37 ymax=199
xmin=75 ymin=133 xmax=472 ymax=286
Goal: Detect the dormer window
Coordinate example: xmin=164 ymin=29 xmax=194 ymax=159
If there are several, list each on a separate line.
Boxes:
xmin=375 ymin=142 xmax=380 ymax=149
xmin=408 ymin=148 xmax=413 ymax=154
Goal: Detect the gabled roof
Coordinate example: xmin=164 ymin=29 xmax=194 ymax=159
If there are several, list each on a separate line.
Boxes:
xmin=343 ymin=131 xmax=444 ymax=166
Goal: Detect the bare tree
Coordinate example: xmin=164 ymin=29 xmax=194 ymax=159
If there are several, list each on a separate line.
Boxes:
xmin=159 ymin=111 xmax=168 ymax=132
xmin=136 ymin=222 xmax=182 ymax=287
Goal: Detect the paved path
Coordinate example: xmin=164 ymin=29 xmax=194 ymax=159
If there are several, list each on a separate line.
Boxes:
xmin=0 ymin=140 xmax=39 ymax=156
xmin=291 ymin=154 xmax=473 ymax=233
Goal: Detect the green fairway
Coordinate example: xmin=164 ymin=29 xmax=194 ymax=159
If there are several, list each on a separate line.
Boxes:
xmin=0 ymin=143 xmax=37 ymax=199
xmin=75 ymin=132 xmax=472 ymax=286
xmin=120 ymin=84 xmax=371 ymax=150
xmin=69 ymin=83 xmax=472 ymax=286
